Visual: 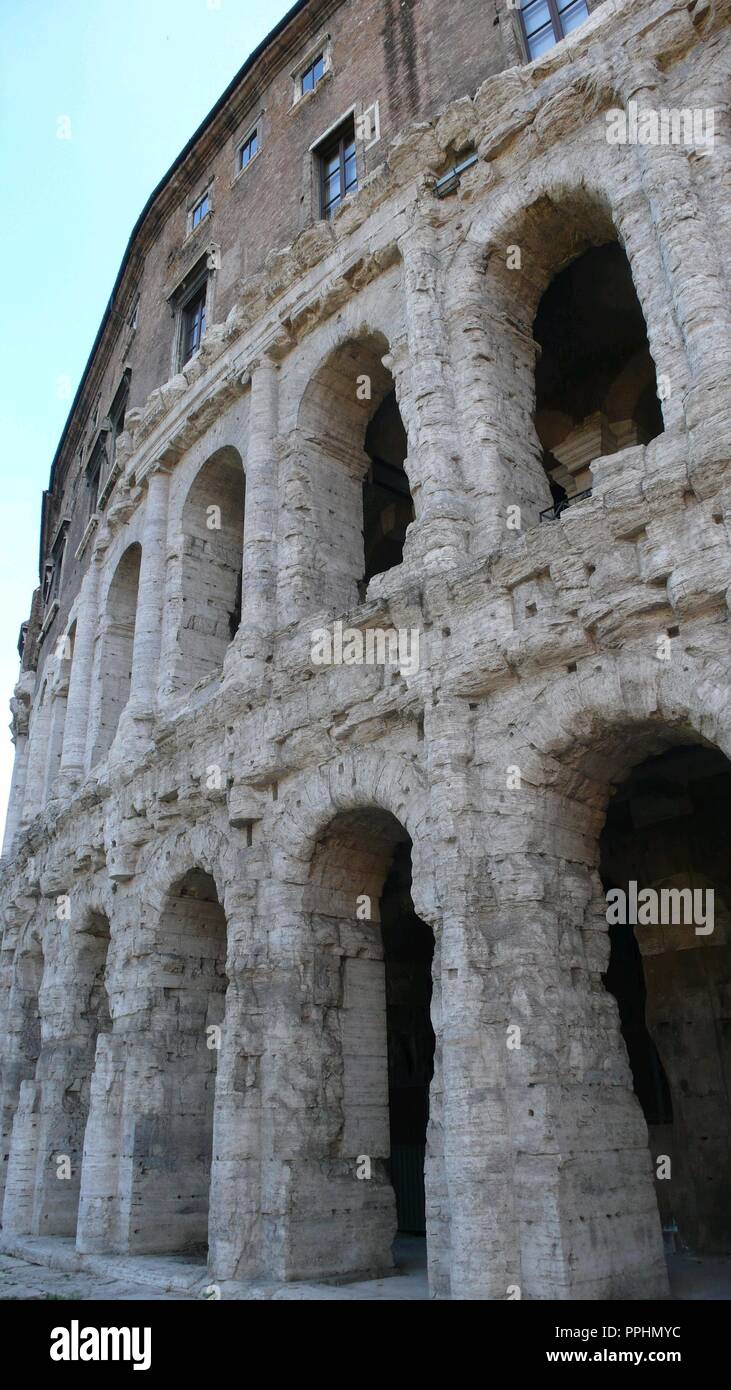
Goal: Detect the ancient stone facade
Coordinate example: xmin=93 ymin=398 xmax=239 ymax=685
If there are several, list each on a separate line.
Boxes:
xmin=1 ymin=0 xmax=730 ymax=1299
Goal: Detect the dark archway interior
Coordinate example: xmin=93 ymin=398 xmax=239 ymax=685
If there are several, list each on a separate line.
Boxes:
xmin=362 ymin=388 xmax=414 ymax=588
xmin=534 ymin=243 xmax=664 ymax=506
xmin=380 ymin=839 xmax=435 ymax=1235
xmin=600 ymin=744 xmax=731 ymax=1254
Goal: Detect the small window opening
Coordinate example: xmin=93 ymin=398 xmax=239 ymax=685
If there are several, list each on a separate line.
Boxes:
xmin=301 ymin=52 xmax=325 ymax=94
xmin=181 ymin=281 xmax=207 ymax=365
xmin=191 ymin=192 xmax=210 ymax=230
xmin=238 ymin=129 xmax=259 ymax=171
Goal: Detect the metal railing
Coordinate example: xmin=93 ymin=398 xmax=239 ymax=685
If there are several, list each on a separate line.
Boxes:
xmin=539 ymin=487 xmax=593 ymax=523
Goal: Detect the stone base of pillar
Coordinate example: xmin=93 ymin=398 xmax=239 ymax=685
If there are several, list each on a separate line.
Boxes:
xmin=266 ymin=1161 xmax=397 ymax=1284
xmin=111 ymin=705 xmax=156 ymax=763
xmin=1 ymin=1080 xmax=40 ymax=1235
xmin=512 ymin=1082 xmax=670 ymax=1301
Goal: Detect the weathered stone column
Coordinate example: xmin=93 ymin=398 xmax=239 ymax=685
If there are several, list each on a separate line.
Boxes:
xmin=0 ymin=914 xmax=44 ymax=1221
xmin=423 ymin=699 xmax=521 ymax=1299
xmin=207 ymin=894 xmax=264 ymax=1280
xmin=444 ymin=240 xmax=519 ymax=558
xmin=42 ymin=675 xmax=70 ymax=805
xmin=4 ymin=906 xmax=112 ymax=1240
xmin=58 ymin=551 xmax=102 ymax=788
xmin=396 ymin=211 xmax=473 ymax=573
xmin=226 ymin=357 xmax=279 ymax=683
xmin=1 ymin=734 xmax=28 ymax=859
xmin=275 ymin=429 xmax=322 ymax=630
xmin=1 ymin=675 xmax=33 ymax=858
xmin=488 ymin=840 xmax=668 ymax=1300
xmin=618 ymin=60 xmax=731 ymax=486
xmin=20 ymin=679 xmax=54 ymax=826
xmin=115 ymin=466 xmax=170 ymax=752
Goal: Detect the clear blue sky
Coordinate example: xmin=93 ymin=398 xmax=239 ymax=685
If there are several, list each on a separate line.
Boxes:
xmin=0 ymin=0 xmax=293 ymax=842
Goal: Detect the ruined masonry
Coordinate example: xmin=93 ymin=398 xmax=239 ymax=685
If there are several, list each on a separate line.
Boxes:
xmin=1 ymin=0 xmax=731 ymax=1299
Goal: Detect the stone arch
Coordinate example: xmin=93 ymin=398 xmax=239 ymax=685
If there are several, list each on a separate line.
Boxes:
xmin=447 ymin=162 xmax=688 ymax=546
xmin=476 ymin=648 xmax=731 ymax=1296
xmin=267 ymin=749 xmax=435 ymax=926
xmin=76 ymin=826 xmax=242 ymax=1258
xmin=170 ymin=447 xmax=246 ymax=693
xmin=88 ymin=542 xmax=141 ymax=766
xmin=282 ymin=277 xmax=406 ymax=433
xmin=135 ymin=815 xmax=239 ymax=934
xmin=253 ymin=752 xmax=443 ymax=1286
xmin=291 ymin=328 xmax=415 ymax=609
xmin=486 ymin=187 xmax=662 ymax=523
xmin=533 ymin=242 xmax=664 ymax=505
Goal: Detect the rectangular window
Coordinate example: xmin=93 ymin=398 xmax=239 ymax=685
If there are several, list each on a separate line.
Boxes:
xmin=191 ymin=192 xmax=210 ymax=230
xmin=238 ymin=128 xmax=259 ymax=171
xmin=519 ymin=0 xmax=589 ymax=59
xmin=181 ymin=282 xmax=207 ymax=363
xmin=301 ymin=52 xmax=325 ymax=95
xmin=318 ymin=118 xmax=357 ymax=219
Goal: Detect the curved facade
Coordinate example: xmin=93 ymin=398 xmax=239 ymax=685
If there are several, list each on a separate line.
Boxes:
xmin=2 ymin=0 xmax=731 ymax=1298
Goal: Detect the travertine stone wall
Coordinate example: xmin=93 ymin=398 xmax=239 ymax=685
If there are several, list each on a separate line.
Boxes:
xmin=2 ymin=0 xmax=730 ymax=1299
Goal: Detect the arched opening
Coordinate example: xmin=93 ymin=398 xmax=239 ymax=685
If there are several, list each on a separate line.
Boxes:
xmin=363 ymin=389 xmax=413 ymax=588
xmin=129 ymin=868 xmax=228 ymax=1255
xmin=303 ymin=808 xmax=435 ymax=1280
xmin=481 ymin=190 xmax=667 ymax=528
xmin=178 ymin=448 xmax=245 ymax=689
xmin=41 ymin=912 xmax=111 ymax=1237
xmin=91 ymin=542 xmax=141 ymax=764
xmin=534 ymin=244 xmax=663 ymax=512
xmin=600 ymin=743 xmax=731 ymax=1277
xmin=297 ymin=334 xmax=414 ymax=612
